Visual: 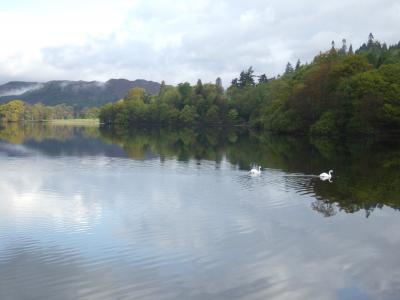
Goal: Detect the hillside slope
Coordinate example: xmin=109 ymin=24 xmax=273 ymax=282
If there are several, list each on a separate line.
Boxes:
xmin=0 ymin=79 xmax=160 ymax=108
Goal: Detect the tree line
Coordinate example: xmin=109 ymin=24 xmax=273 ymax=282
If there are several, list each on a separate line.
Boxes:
xmin=0 ymin=100 xmax=100 ymax=122
xmin=99 ymin=78 xmax=238 ymax=126
xmin=100 ymin=33 xmax=400 ymax=136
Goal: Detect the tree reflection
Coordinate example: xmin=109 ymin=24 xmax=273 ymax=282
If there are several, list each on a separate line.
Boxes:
xmin=311 ymin=199 xmax=338 ymax=217
xmin=0 ymin=122 xmax=99 ymax=143
xmin=99 ymin=125 xmax=241 ymax=162
xmin=1 ymin=123 xmax=399 ymax=217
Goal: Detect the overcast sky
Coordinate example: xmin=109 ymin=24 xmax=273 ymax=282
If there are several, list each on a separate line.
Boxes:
xmin=0 ymin=0 xmax=399 ymax=85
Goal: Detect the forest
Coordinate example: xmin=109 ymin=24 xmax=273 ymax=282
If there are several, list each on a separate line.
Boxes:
xmin=100 ymin=33 xmax=400 ymax=136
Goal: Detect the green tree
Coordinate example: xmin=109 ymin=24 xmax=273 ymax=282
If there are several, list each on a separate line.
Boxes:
xmin=179 ymin=105 xmax=198 ymax=125
xmin=258 ymin=74 xmax=268 ymax=84
xmin=295 ymin=59 xmax=301 ymax=71
xmin=0 ymin=100 xmax=26 ymax=122
xmin=348 ymin=44 xmax=354 ymax=55
xmin=284 ymin=62 xmax=294 ymax=75
xmin=339 ymin=38 xmax=347 ymax=55
xmin=205 ymin=105 xmax=219 ymax=124
xmin=195 ymin=79 xmax=204 ymax=95
xmin=367 ymin=33 xmax=375 ymax=48
xmin=80 ymin=107 xmax=100 ymax=119
xmin=215 ymin=77 xmax=224 ymax=94
xmin=237 ymin=67 xmax=255 ymax=88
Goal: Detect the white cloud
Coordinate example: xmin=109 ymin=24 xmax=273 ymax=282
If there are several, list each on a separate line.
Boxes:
xmin=0 ymin=0 xmax=399 ymax=85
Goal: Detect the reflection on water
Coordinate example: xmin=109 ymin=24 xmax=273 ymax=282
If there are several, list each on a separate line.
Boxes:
xmin=99 ymin=125 xmax=400 ymax=217
xmin=0 ymin=123 xmax=400 ymax=299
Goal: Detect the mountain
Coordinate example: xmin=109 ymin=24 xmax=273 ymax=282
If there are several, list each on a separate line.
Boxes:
xmin=0 ymin=79 xmax=161 ymax=108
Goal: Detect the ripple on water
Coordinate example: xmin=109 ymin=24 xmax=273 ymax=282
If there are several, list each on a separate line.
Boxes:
xmin=233 ymin=168 xmax=320 ymax=210
xmin=1 ymin=146 xmax=399 ymax=300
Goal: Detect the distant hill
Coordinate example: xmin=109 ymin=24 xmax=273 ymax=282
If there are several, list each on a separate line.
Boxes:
xmin=0 ymin=79 xmax=161 ymax=108
xmin=0 ymin=81 xmax=43 ymax=97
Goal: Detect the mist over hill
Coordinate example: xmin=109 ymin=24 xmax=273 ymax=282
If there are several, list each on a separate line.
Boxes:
xmin=0 ymin=82 xmax=44 ymax=97
xmin=0 ymin=79 xmax=160 ymax=108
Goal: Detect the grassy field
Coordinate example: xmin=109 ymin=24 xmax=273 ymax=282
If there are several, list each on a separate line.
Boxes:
xmin=49 ymin=119 xmax=100 ymax=126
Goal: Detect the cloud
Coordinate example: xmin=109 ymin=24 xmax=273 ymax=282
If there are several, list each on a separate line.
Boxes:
xmin=0 ymin=0 xmax=399 ymax=85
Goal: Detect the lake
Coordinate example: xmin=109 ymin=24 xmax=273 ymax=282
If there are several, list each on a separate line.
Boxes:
xmin=0 ymin=123 xmax=399 ymax=300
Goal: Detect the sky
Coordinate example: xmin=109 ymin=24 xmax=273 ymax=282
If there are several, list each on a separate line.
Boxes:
xmin=0 ymin=0 xmax=399 ymax=85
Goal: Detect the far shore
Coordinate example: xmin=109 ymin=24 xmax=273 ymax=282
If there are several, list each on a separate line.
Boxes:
xmin=48 ymin=119 xmax=100 ymax=126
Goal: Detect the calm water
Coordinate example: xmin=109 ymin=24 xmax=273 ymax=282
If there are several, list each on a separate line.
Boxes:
xmin=0 ymin=123 xmax=399 ymax=300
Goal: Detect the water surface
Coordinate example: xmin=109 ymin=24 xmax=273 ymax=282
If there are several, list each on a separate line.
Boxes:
xmin=0 ymin=123 xmax=399 ymax=299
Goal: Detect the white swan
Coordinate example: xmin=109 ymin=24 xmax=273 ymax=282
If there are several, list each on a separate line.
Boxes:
xmin=319 ymin=170 xmax=333 ymax=181
xmin=249 ymin=165 xmax=262 ymax=176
